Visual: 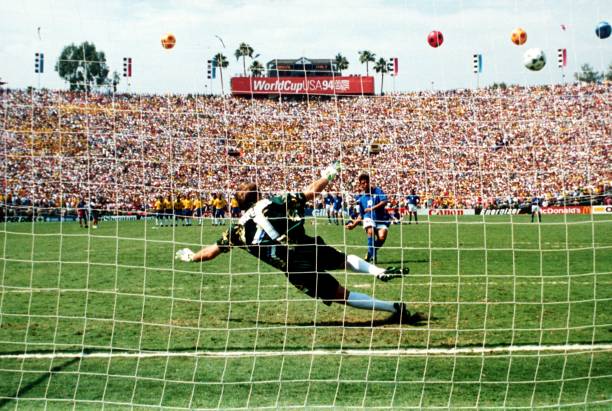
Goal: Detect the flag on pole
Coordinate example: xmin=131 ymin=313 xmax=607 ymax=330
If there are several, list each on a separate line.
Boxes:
xmin=557 ymin=48 xmax=567 ymax=68
xmin=122 ymin=57 xmax=132 ymax=77
xmin=34 ymin=53 xmax=44 ymax=73
xmin=387 ymin=57 xmax=398 ymax=76
xmin=472 ymin=54 xmax=482 ymax=73
xmin=207 ymin=59 xmax=217 ymax=79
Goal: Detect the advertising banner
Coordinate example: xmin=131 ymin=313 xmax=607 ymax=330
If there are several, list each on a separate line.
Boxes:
xmin=421 ymin=209 xmax=476 ymax=216
xmin=480 ymin=208 xmax=522 ymax=215
xmin=592 ymin=205 xmax=612 ymax=215
xmin=541 ymin=206 xmax=591 ymax=215
xmin=231 ymin=76 xmax=375 ymax=96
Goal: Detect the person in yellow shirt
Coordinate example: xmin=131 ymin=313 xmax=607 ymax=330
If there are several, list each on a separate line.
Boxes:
xmin=192 ymin=195 xmax=203 ymax=225
xmin=212 ymin=193 xmax=227 ymax=226
xmin=153 ymin=195 xmax=164 ymax=227
xmin=208 ymin=193 xmax=216 ymax=225
xmin=162 ymin=195 xmax=173 ymax=227
xmin=173 ymin=194 xmax=184 ymax=226
xmin=230 ymin=195 xmax=240 ymax=219
xmin=181 ymin=195 xmax=193 ymax=226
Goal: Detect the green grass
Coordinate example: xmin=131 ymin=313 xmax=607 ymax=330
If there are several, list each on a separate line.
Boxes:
xmin=0 ymin=215 xmax=611 ymax=409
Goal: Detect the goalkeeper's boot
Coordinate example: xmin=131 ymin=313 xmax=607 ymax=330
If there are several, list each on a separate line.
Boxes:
xmin=377 ymin=266 xmax=409 ymax=282
xmin=391 ymin=303 xmax=428 ymax=325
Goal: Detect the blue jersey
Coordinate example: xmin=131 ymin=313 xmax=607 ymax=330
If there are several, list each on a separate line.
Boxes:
xmin=357 ymin=187 xmax=389 ymax=221
xmin=406 ymin=194 xmax=420 ymax=205
xmin=324 ymin=195 xmax=334 ymax=206
xmin=532 ymin=197 xmax=542 ymax=206
xmin=333 ymin=195 xmax=343 ymax=210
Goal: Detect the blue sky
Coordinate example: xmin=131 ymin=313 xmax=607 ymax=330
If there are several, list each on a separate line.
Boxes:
xmin=1 ymin=0 xmax=610 ymax=94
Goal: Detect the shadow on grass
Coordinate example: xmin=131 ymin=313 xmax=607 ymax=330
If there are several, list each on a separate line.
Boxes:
xmin=0 ymin=351 xmax=85 ymax=408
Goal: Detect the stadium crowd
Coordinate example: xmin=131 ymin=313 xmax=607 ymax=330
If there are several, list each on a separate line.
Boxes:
xmin=1 ymin=82 xmax=610 ymax=220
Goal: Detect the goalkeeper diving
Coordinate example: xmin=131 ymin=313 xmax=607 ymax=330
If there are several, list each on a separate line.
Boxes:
xmin=176 ymin=162 xmax=427 ymax=325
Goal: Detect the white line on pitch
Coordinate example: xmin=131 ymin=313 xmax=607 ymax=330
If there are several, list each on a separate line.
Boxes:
xmin=2 ymin=344 xmax=611 ymax=360
xmin=2 ymin=280 xmax=611 ymax=293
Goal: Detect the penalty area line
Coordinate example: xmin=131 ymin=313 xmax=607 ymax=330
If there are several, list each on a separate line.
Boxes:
xmin=2 ymin=344 xmax=612 ymax=360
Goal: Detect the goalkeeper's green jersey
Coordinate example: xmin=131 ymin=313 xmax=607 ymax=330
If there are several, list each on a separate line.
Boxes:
xmin=216 ymin=192 xmax=308 ymax=271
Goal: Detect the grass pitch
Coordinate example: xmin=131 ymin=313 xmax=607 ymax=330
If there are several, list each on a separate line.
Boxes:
xmin=0 ymin=215 xmax=611 ymax=409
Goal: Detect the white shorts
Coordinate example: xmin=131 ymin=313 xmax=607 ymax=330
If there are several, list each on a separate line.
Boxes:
xmin=363 ymin=217 xmax=390 ymax=231
xmin=531 ymin=205 xmax=541 ymax=213
xmin=408 ymin=204 xmax=418 ymax=212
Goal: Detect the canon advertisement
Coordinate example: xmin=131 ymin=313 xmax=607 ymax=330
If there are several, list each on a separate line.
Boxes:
xmin=231 ymin=76 xmax=375 ymax=96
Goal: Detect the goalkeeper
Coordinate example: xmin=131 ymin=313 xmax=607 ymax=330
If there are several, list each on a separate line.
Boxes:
xmin=176 ymin=162 xmax=426 ymax=325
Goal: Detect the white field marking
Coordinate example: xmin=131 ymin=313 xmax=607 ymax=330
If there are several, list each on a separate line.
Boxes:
xmin=2 ymin=279 xmax=611 ymax=294
xmin=1 ymin=344 xmax=611 ymax=360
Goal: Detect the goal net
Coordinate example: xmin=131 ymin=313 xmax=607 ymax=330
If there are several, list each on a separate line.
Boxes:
xmin=1 ymin=12 xmax=612 ymax=411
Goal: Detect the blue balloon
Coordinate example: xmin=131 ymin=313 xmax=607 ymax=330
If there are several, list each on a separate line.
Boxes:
xmin=595 ymin=21 xmax=611 ymax=39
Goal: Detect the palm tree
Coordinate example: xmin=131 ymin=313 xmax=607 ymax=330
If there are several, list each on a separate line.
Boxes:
xmin=234 ymin=42 xmax=254 ymax=76
xmin=373 ymin=57 xmax=388 ymax=95
xmin=358 ymin=50 xmax=376 ymax=76
xmin=334 ymin=53 xmax=349 ymax=75
xmin=213 ymin=53 xmax=229 ymax=95
xmin=249 ymin=60 xmax=265 ymax=77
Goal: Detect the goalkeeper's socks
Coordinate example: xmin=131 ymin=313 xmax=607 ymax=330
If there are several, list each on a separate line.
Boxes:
xmin=346 ymin=254 xmax=385 ymax=276
xmin=346 ymin=291 xmax=395 ymax=313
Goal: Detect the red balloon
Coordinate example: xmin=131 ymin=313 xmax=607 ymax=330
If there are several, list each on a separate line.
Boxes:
xmin=428 ymin=30 xmax=444 ymax=48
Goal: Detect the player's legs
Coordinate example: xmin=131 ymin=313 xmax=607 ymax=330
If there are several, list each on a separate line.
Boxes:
xmin=365 ymin=226 xmax=376 ymax=262
xmin=309 ymin=237 xmax=407 ymax=282
xmin=285 ymin=252 xmax=398 ymax=314
xmin=373 ymin=224 xmax=389 ymax=261
xmin=408 ymin=204 xmax=418 ymax=223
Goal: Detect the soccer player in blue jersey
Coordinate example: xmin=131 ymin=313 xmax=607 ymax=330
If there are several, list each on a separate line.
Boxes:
xmin=324 ymin=192 xmax=334 ymax=224
xmin=346 ymin=173 xmax=390 ymax=263
xmin=332 ymin=193 xmax=343 ymax=225
xmin=531 ymin=194 xmax=543 ymax=223
xmin=405 ymin=189 xmax=420 ymax=224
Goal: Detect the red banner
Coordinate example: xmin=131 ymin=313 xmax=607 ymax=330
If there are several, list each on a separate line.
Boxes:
xmin=231 ymin=76 xmax=375 ymax=96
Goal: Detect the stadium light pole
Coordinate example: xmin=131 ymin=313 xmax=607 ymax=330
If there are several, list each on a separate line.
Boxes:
xmin=215 ymin=35 xmax=225 ymax=49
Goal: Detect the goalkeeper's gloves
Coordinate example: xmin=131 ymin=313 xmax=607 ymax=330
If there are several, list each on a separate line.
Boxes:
xmin=321 ymin=161 xmax=342 ymax=181
xmin=175 ymin=248 xmax=195 ymax=262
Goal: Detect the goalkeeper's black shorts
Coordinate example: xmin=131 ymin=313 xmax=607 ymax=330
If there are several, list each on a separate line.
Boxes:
xmin=285 ymin=235 xmax=347 ymax=305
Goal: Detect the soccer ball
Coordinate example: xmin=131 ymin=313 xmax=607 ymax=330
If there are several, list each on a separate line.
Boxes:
xmin=595 ymin=21 xmax=611 ymax=39
xmin=511 ymin=28 xmax=527 ymax=45
xmin=427 ymin=30 xmax=444 ymax=48
xmin=161 ymin=33 xmax=176 ymax=49
xmin=523 ymin=48 xmax=546 ymax=71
